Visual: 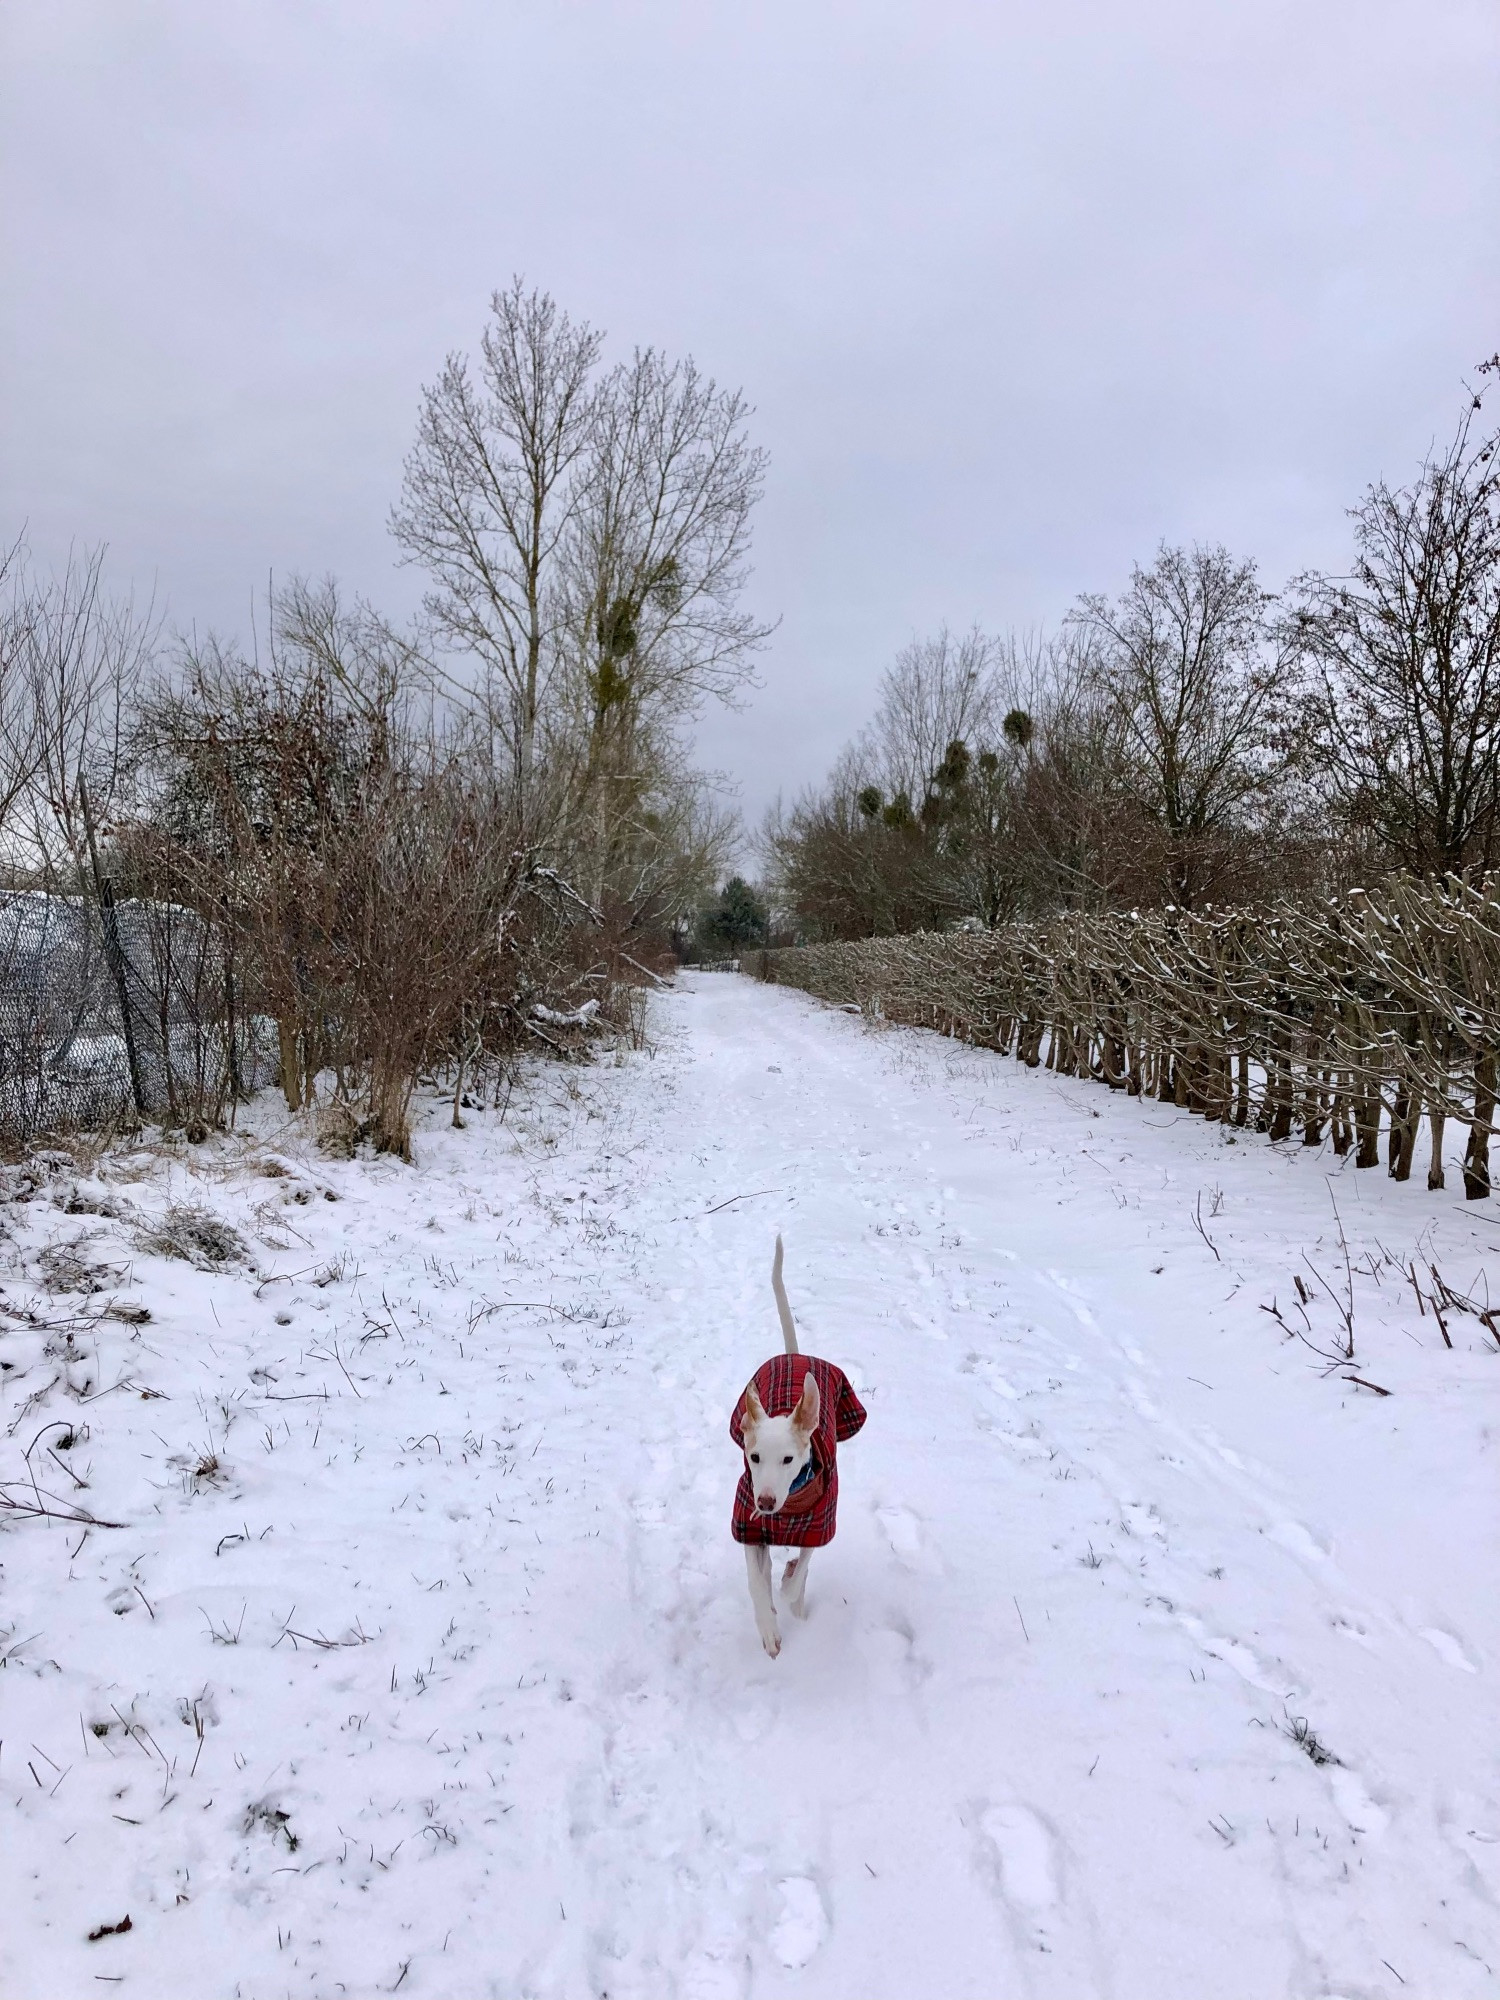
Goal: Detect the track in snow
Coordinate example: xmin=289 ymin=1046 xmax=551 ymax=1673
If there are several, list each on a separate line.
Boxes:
xmin=2 ymin=972 xmax=1496 ymax=1999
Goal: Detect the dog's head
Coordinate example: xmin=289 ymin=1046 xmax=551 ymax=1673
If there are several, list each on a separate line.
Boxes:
xmin=740 ymin=1373 xmax=820 ymax=1515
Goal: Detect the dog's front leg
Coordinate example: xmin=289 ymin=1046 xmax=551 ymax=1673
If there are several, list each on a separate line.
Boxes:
xmin=745 ymin=1544 xmax=780 ymax=1657
xmin=781 ymin=1549 xmax=812 ymax=1619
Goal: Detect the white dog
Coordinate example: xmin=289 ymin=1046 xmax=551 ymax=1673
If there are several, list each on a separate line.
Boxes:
xmin=729 ymin=1237 xmax=868 ymax=1656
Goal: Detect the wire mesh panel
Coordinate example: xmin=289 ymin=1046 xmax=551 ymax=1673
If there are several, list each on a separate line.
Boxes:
xmin=0 ymin=892 xmax=273 ymax=1142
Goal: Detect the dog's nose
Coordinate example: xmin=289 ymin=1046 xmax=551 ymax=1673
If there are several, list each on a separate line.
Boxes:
xmin=756 ymin=1494 xmax=777 ymax=1513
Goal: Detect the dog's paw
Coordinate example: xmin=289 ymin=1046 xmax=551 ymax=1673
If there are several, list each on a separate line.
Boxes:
xmin=759 ymin=1619 xmax=782 ymax=1658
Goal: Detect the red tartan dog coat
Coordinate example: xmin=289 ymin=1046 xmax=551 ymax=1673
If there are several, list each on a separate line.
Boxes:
xmin=730 ymin=1353 xmax=867 ymax=1547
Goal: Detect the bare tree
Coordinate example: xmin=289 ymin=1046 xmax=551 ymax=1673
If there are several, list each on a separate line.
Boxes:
xmin=1288 ymin=386 xmax=1500 ymax=879
xmin=3 ymin=546 xmax=154 ymax=879
xmin=1070 ymin=545 xmax=1289 ymax=906
xmin=765 ymin=629 xmax=1057 ymax=939
xmin=555 ymin=723 xmax=737 ymax=941
xmin=392 ymin=282 xmax=770 ymax=916
xmin=560 ymin=345 xmax=770 ymax=900
xmin=391 ymin=280 xmax=601 ymax=800
xmin=0 ymin=548 xmax=161 ymax=1115
xmin=855 ymin=627 xmax=999 ymax=808
xmin=569 ymin=350 xmax=769 ymax=722
xmin=0 ymin=540 xmax=46 ymax=855
xmin=767 ymin=606 xmax=1324 ymax=940
xmin=271 ymin=575 xmax=430 ymax=747
xmin=0 ymin=291 xmax=766 ymax=1147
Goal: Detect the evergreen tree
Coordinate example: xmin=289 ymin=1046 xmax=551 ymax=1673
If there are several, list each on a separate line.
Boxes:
xmin=695 ymin=875 xmax=768 ymax=954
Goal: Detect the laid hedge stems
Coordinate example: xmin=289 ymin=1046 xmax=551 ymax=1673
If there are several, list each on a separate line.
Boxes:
xmin=748 ymin=879 xmax=1500 ymax=1199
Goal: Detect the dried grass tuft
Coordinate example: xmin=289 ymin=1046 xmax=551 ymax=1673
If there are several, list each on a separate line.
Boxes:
xmin=137 ymin=1202 xmax=247 ymax=1268
xmin=36 ymin=1235 xmax=126 ymax=1295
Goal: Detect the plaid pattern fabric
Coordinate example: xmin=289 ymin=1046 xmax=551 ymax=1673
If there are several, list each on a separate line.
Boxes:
xmin=730 ymin=1353 xmax=867 ymax=1547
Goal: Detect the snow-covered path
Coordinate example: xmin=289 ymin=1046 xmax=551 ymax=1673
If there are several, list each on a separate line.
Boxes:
xmin=3 ymin=973 xmax=1497 ymax=1998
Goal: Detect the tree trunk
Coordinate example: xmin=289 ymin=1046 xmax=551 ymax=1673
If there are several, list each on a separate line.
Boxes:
xmin=1330 ymin=1071 xmax=1351 ymax=1156
xmin=277 ymin=1017 xmax=302 ymax=1112
xmin=1355 ymin=1075 xmax=1382 ymax=1169
xmin=1157 ymin=1046 xmax=1175 ymax=1102
xmin=79 ymin=776 xmax=147 ymax=1120
xmin=1388 ymin=1080 xmax=1416 ymax=1181
xmin=1233 ymin=1048 xmax=1250 ymax=1128
xmin=1267 ymin=1018 xmax=1294 ymax=1141
xmin=1428 ymin=1101 xmax=1446 ymax=1191
xmin=1464 ymin=1051 xmax=1496 ymax=1200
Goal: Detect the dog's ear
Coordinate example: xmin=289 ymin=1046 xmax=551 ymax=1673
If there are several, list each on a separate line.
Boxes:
xmin=790 ymin=1371 xmax=820 ymax=1438
xmin=742 ymin=1381 xmax=767 ymax=1432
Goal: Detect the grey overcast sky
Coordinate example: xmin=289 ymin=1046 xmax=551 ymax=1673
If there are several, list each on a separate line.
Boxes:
xmin=3 ymin=2 xmax=1497 ymax=833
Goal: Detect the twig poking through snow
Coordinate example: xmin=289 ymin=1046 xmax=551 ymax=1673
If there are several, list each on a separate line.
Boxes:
xmin=1345 ymin=1374 xmax=1392 ymax=1397
xmin=0 ymin=1487 xmax=127 ymax=1530
xmin=698 ymin=1189 xmax=779 ymax=1217
xmin=1193 ymin=1190 xmax=1223 ymax=1262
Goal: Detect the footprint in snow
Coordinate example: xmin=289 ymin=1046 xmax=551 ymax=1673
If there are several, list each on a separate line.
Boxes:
xmin=907 ymin=1314 xmax=948 ymax=1341
xmin=1330 ymin=1613 xmax=1375 ymax=1648
xmin=681 ymin=1938 xmax=749 ymax=1999
xmin=877 ymin=1504 xmax=925 ymax=1568
xmin=1121 ymin=1500 xmax=1166 ymax=1541
xmin=965 ymin=1354 xmax=1018 ymax=1399
xmin=770 ymin=1877 xmax=828 ymax=1970
xmin=1420 ymin=1625 xmax=1479 ymax=1673
xmin=1175 ymin=1610 xmax=1295 ymax=1698
xmin=984 ymin=1424 xmax=1048 ymax=1458
xmin=870 ymin=1609 xmax=933 ymax=1693
xmin=1044 ymin=1268 xmax=1096 ymax=1323
xmin=1269 ymin=1518 xmax=1329 ymax=1562
xmin=1329 ymin=1767 xmax=1390 ymax=1841
xmin=1127 ymin=1382 xmax=1161 ymax=1420
xmin=982 ymin=1804 xmax=1060 ymax=1912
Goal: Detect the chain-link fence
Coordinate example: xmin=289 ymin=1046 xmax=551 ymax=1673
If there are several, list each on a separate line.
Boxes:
xmin=0 ymin=891 xmax=274 ymax=1143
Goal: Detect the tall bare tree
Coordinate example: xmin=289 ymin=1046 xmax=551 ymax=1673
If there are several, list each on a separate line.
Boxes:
xmin=1289 ymin=385 xmax=1500 ymax=879
xmin=0 ymin=548 xmax=160 ymax=1113
xmin=0 ymin=540 xmax=45 ymax=853
xmin=561 ymin=345 xmax=769 ymax=899
xmin=2 ymin=546 xmax=156 ymax=878
xmin=1070 ymin=544 xmax=1288 ymax=906
xmin=392 ymin=283 xmax=769 ymax=902
xmin=391 ymin=280 xmax=601 ymax=800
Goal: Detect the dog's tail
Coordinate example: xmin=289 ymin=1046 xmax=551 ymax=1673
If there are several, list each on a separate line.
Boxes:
xmin=772 ymin=1234 xmax=799 ymax=1355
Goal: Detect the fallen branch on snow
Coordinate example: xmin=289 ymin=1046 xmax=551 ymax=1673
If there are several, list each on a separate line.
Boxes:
xmin=0 ymin=1483 xmax=128 ymax=1529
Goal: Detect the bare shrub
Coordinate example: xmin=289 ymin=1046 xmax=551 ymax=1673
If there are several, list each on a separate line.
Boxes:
xmin=0 ymin=287 xmax=771 ymax=1150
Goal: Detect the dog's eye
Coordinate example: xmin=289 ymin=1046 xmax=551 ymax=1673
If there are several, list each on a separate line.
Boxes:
xmin=749 ymin=1453 xmax=760 ymax=1463
xmin=782 ymin=1455 xmax=793 ymax=1465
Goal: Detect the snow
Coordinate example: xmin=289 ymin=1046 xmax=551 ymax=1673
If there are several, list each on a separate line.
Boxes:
xmin=1 ymin=970 xmax=1497 ymax=1999
xmin=531 ymin=1002 xmax=600 ymax=1028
